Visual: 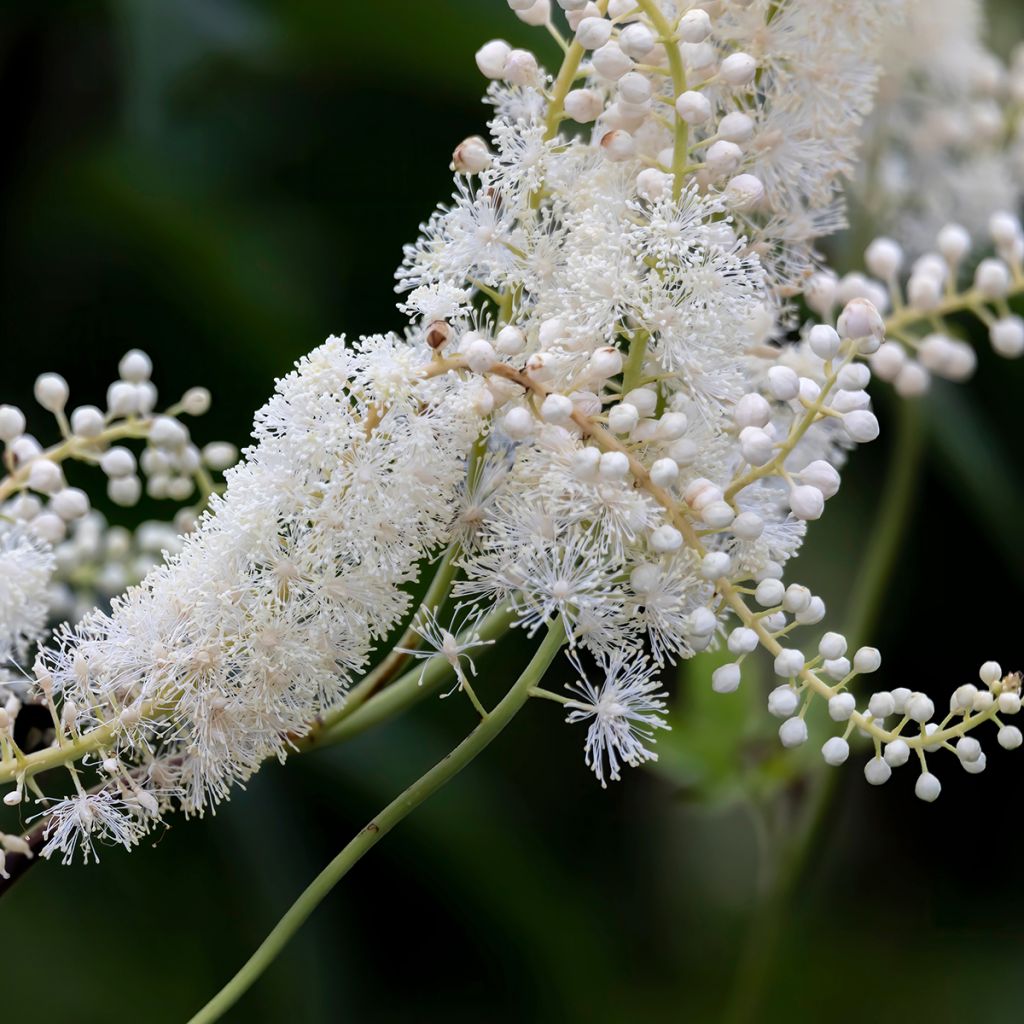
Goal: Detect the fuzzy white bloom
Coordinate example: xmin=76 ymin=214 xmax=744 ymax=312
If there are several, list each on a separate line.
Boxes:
xmin=2 ymin=0 xmax=1021 ymax=864
xmin=565 ymin=653 xmax=670 ymax=788
xmin=0 ymin=526 xmax=55 ymax=662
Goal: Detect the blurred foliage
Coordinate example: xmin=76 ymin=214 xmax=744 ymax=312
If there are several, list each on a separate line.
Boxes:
xmin=2 ymin=2 xmax=1024 ymax=1022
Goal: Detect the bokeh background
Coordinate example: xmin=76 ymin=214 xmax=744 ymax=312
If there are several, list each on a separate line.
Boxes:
xmin=2 ymin=3 xmax=1024 ymax=1022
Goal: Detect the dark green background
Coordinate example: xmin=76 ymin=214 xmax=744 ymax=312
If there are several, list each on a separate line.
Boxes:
xmin=2 ymin=3 xmax=1024 ymax=1022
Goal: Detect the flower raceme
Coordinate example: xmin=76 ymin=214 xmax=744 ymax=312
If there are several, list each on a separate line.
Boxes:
xmin=2 ymin=0 xmax=1024 ymax=875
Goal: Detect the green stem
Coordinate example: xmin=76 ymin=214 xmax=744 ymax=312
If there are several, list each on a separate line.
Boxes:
xmin=723 ymin=399 xmax=925 ymax=1024
xmin=621 ymin=331 xmax=649 ymax=396
xmin=187 ymin=618 xmax=568 ymax=1024
xmin=633 ymin=0 xmax=688 ymax=197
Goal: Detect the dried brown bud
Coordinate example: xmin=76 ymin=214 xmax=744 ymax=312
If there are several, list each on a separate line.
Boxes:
xmin=425 ymin=320 xmax=451 ymax=351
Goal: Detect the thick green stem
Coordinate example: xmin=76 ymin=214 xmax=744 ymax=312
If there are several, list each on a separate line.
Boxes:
xmin=634 ymin=0 xmax=688 ymax=196
xmin=187 ymin=618 xmax=568 ymax=1024
xmin=621 ymin=331 xmax=649 ymax=395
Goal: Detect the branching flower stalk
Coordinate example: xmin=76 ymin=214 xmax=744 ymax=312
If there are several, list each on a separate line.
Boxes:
xmin=2 ymin=0 xmax=1024 ymax=1012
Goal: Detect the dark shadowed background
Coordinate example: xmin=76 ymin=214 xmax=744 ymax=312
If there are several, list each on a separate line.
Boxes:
xmin=2 ymin=3 xmax=1024 ymax=1022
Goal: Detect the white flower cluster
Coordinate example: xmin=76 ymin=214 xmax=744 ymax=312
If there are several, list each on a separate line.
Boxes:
xmin=860 ymin=0 xmax=1024 ymax=253
xmin=3 ymin=0 xmax=1024 ymax=870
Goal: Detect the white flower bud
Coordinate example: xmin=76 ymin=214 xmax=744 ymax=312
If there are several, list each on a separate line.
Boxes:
xmin=720 ymin=52 xmax=757 ymax=86
xmin=808 ymin=324 xmax=841 ymax=360
xmin=618 ymin=72 xmax=651 ymax=105
xmin=755 ymin=578 xmax=785 ymax=607
xmin=592 ymin=42 xmax=632 ymax=80
xmin=774 ymin=648 xmax=805 ymax=677
xmin=513 ymin=0 xmax=551 ymax=26
xmin=723 ymin=631 xmax=756 ymax=660
xmin=608 ymin=402 xmax=639 ymax=434
xmin=822 ymin=736 xmax=850 ymax=766
xmin=979 ymin=661 xmax=1003 ymax=686
xmin=864 ymin=757 xmax=892 ymax=786
xmin=870 ymin=341 xmax=907 ymax=382
xmin=108 ymin=475 xmax=142 ymax=507
xmin=564 ymin=89 xmax=604 ymax=123
xmin=739 ymin=426 xmax=774 ymax=466
xmin=701 ymin=551 xmax=731 ymax=580
xmin=819 ymin=632 xmax=847 ymax=660
xmin=51 ymin=487 xmax=89 ymax=521
xmin=999 ymin=692 xmax=1021 ymax=715
xmin=853 ymin=647 xmax=882 ymax=674
xmin=998 ymin=726 xmax=1023 ymax=750
xmin=504 ymin=49 xmax=540 ymax=86
xmin=937 ymin=223 xmax=971 ymax=265
xmin=789 ymin=485 xmax=824 ymax=521
xmin=907 ymin=272 xmax=942 ymax=312
xmin=882 ymin=739 xmax=909 ymax=768
xmin=27 ymin=458 xmax=62 ymax=494
xmin=731 ymin=511 xmax=763 ymax=540
xmin=956 ymin=736 xmax=982 ymax=763
xmin=0 ymin=405 xmax=26 ymax=442
xmin=475 ymin=40 xmax=511 ymax=79
xmin=600 ymin=130 xmax=636 ymax=162
xmin=990 ymin=316 xmax=1024 ymax=358
xmin=598 ymin=451 xmax=629 ymax=481
xmin=671 ymin=90 xmax=712 ymax=124
xmin=202 ymin=442 xmax=238 ymax=471
xmin=31 ymin=511 xmax=65 ymax=544
xmin=465 ymin=339 xmax=497 ymax=374
xmin=589 ymin=346 xmax=623 ymax=379
xmin=768 ymin=685 xmax=800 ymax=718
xmin=906 ymin=692 xmax=935 ymax=723
xmin=843 ymin=410 xmax=880 ymax=444
xmin=649 ymin=524 xmax=683 ymax=553
xmin=718 ymin=111 xmax=755 ymax=143
xmin=915 ymin=773 xmax=941 ymax=802
xmin=894 ymin=361 xmax=931 ymax=398
xmin=779 ymin=716 xmax=808 ymax=748
xmin=798 ymin=461 xmax=840 ymax=500
xmin=118 ymin=349 xmax=153 ymax=383
xmin=68 ymin=405 xmax=105 ymax=439
xmin=865 ymin=237 xmax=904 ymax=280
xmin=837 ymin=298 xmax=884 ymax=342
xmin=180 ymin=387 xmax=211 ymax=416
xmin=452 ymin=135 xmax=492 ymax=174
xmin=975 ymin=258 xmax=1011 ymax=299
xmin=828 ymin=692 xmax=856 ymax=721
xmin=34 ymin=373 xmax=69 ymax=413
xmin=712 ymin=663 xmax=742 ymax=694
xmin=701 ymin=500 xmax=735 ymax=529
xmin=540 ymin=393 xmax=574 ymax=425
xmin=767 ymin=366 xmax=800 ymax=401
xmin=724 ymin=174 xmax=763 ymax=210
xmin=822 ymin=659 xmax=849 ymax=683
xmin=705 ymin=140 xmax=742 ymax=176
xmin=618 ymin=22 xmax=655 ymax=59
xmin=679 ymin=9 xmax=712 ymax=43
xmin=650 ymin=458 xmax=679 ymax=488
xmin=734 ymin=393 xmax=771 ymax=429
xmin=576 ymin=16 xmax=612 ymax=50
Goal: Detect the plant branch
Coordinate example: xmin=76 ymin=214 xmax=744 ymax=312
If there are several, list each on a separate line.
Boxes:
xmin=187 ymin=618 xmax=568 ymax=1024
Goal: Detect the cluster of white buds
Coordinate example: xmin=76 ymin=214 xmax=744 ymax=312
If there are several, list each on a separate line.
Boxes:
xmin=860 ymin=1 xmax=1024 ymax=255
xmin=0 ymin=352 xmax=232 ymax=737
xmin=2 ymin=0 xmax=1024 ymax=870
xmin=806 ymin=213 xmax=1024 ymax=397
